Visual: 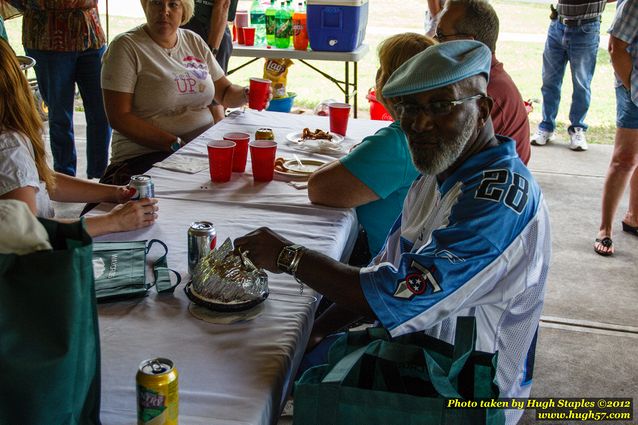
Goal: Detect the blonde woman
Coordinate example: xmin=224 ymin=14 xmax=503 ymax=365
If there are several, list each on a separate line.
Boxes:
xmin=309 ymin=33 xmax=437 ymax=260
xmin=99 ymin=0 xmax=252 ymax=185
xmin=0 ymin=39 xmax=158 ymax=237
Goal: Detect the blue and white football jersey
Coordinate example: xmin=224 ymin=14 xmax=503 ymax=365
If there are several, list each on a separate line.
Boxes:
xmin=360 ymin=138 xmax=551 ymax=424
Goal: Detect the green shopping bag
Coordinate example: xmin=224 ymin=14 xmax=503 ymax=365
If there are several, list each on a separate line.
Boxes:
xmin=0 ymin=218 xmax=100 ymax=425
xmin=294 ymin=317 xmax=505 ymax=425
xmin=93 ymin=239 xmax=181 ymax=302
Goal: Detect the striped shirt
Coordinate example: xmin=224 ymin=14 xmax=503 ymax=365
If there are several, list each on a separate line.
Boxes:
xmin=608 ymin=0 xmax=638 ymax=106
xmin=557 ymin=0 xmax=607 ymax=20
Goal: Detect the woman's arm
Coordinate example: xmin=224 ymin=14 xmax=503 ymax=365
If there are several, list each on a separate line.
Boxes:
xmin=308 ymin=161 xmax=380 ymax=207
xmin=213 ymin=76 xmax=248 ymax=108
xmin=48 ymin=173 xmax=132 ymax=204
xmin=103 ymin=89 xmax=179 ymax=151
xmin=0 ymin=185 xmax=158 ymax=237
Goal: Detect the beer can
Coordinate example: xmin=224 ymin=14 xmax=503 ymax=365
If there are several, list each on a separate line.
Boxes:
xmin=129 ymin=175 xmax=155 ymax=200
xmin=136 ymin=357 xmax=178 ymax=425
xmin=188 ymin=221 xmax=217 ymax=274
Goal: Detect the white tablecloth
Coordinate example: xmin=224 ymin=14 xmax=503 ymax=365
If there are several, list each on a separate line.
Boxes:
xmin=96 ymin=110 xmax=389 ymax=424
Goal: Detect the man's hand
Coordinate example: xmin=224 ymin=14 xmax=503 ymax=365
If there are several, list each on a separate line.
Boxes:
xmin=234 ymin=227 xmax=293 ymax=273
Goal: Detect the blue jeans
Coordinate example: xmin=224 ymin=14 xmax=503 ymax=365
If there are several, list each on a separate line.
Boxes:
xmin=616 ymin=85 xmax=638 ymax=129
xmin=539 ymin=19 xmax=600 ymax=133
xmin=25 ymin=47 xmax=111 ymax=178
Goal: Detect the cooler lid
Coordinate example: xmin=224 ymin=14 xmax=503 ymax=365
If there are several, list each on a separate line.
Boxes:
xmin=306 ymin=0 xmax=368 ymax=6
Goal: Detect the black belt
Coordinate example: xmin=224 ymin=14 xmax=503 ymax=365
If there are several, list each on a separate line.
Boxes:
xmin=558 ymin=16 xmax=600 ymax=27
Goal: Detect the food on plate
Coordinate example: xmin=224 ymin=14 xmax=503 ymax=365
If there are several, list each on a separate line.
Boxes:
xmin=301 ymin=128 xmax=333 ymax=141
xmin=255 ymin=128 xmax=275 ymax=140
xmin=190 ymin=238 xmax=268 ymax=306
xmin=275 ymin=157 xmax=286 ymax=172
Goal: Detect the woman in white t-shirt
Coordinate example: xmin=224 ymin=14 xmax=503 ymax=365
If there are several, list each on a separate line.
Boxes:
xmin=100 ymin=0 xmax=253 ymax=185
xmin=0 ymin=39 xmax=158 ymax=237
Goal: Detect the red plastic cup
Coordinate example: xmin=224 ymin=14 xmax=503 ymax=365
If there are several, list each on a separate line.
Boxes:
xmin=223 ymin=132 xmax=250 ymax=172
xmin=329 ymin=102 xmax=351 ymax=136
xmin=249 ymin=140 xmax=277 ymax=182
xmin=207 ymin=140 xmax=236 ymax=183
xmin=242 ymin=27 xmax=256 ymax=46
xmin=237 ymin=28 xmax=245 ymax=44
xmin=235 ymin=10 xmax=249 ymax=44
xmin=249 ymin=77 xmax=271 ymax=111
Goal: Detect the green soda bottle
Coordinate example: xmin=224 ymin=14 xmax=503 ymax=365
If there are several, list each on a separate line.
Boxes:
xmin=275 ymin=1 xmax=291 ymax=48
xmin=250 ymin=0 xmax=266 ymax=45
xmin=265 ymin=0 xmax=277 ymax=46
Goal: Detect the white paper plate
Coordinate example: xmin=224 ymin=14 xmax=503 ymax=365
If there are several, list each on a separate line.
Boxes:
xmin=274 ymin=169 xmax=309 ymax=180
xmin=282 ymin=159 xmax=326 ymax=174
xmin=286 ymin=131 xmax=344 ymax=144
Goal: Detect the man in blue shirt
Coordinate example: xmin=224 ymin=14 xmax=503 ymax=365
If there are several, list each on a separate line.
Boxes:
xmin=236 ymin=41 xmax=551 ymax=424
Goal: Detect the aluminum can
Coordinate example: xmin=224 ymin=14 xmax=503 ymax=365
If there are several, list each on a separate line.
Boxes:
xmin=255 ymin=127 xmax=275 ymax=140
xmin=136 ymin=357 xmax=178 ymax=425
xmin=129 ymin=175 xmax=155 ymax=200
xmin=188 ymin=221 xmax=217 ymax=274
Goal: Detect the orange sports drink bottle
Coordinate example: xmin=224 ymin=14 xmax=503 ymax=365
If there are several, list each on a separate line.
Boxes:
xmin=292 ymin=2 xmax=308 ymax=50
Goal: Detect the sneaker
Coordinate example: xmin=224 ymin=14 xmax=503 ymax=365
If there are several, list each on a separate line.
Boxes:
xmin=569 ymin=128 xmax=588 ymax=151
xmin=530 ymin=129 xmax=554 ymax=146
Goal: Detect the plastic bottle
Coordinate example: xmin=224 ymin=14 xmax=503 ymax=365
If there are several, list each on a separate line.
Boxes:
xmin=265 ymin=0 xmax=277 ymax=46
xmin=275 ymin=1 xmax=291 ymax=48
xmin=250 ymin=0 xmax=267 ymax=45
xmin=292 ymin=2 xmax=308 ymax=51
xmin=285 ymin=0 xmax=294 ymax=44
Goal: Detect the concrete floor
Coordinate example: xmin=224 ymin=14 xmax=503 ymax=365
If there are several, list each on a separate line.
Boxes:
xmin=51 ymin=115 xmax=638 ymax=424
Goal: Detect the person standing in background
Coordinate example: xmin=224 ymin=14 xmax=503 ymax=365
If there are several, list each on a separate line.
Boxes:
xmin=435 ymin=0 xmax=531 ymax=164
xmin=182 ymin=0 xmax=238 ymax=123
xmin=424 ymin=0 xmax=446 ymax=37
xmin=530 ymin=0 xmax=614 ymax=152
xmin=8 ymin=0 xmax=111 ymax=179
xmin=594 ymin=0 xmax=638 ymax=256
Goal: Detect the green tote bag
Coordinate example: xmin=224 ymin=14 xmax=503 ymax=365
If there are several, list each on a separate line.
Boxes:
xmin=294 ymin=316 xmax=505 ymax=425
xmin=0 ymin=218 xmax=101 ymax=425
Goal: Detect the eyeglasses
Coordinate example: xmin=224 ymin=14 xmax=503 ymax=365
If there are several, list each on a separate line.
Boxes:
xmin=148 ymin=0 xmax=183 ymax=10
xmin=434 ymin=30 xmax=473 ymax=41
xmin=394 ymin=94 xmax=485 ymax=118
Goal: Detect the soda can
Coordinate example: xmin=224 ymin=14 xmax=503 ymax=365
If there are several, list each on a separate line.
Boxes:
xmin=188 ymin=221 xmax=217 ymax=274
xmin=129 ymin=175 xmax=155 ymax=200
xmin=136 ymin=357 xmax=178 ymax=425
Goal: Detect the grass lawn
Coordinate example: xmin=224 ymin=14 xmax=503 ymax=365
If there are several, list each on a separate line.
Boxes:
xmin=3 ymin=0 xmax=620 ymax=144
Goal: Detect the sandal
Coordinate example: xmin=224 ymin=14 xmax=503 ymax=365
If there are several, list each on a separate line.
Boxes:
xmin=594 ymin=237 xmax=614 ymax=256
xmin=622 ymin=221 xmax=638 ymax=237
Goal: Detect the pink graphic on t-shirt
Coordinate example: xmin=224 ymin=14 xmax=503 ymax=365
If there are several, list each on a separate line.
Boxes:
xmin=182 ymin=55 xmax=209 ymax=80
xmin=174 ymin=72 xmax=197 ymax=94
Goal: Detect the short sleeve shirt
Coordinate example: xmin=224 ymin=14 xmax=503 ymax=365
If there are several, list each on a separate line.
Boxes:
xmin=608 ymin=0 xmax=638 ymax=105
xmin=101 ymin=26 xmax=225 ymax=163
xmin=0 ymin=131 xmax=54 ymax=218
xmin=489 ymin=57 xmax=531 ymax=164
xmin=360 ymin=139 xmax=551 ymax=424
xmin=340 ymin=122 xmax=419 ymax=255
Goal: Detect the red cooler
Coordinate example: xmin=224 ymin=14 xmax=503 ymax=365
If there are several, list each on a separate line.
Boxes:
xmin=367 ymin=89 xmax=393 ymax=121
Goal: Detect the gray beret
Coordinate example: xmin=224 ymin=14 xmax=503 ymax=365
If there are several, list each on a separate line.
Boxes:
xmin=382 ymin=40 xmax=492 ymax=98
